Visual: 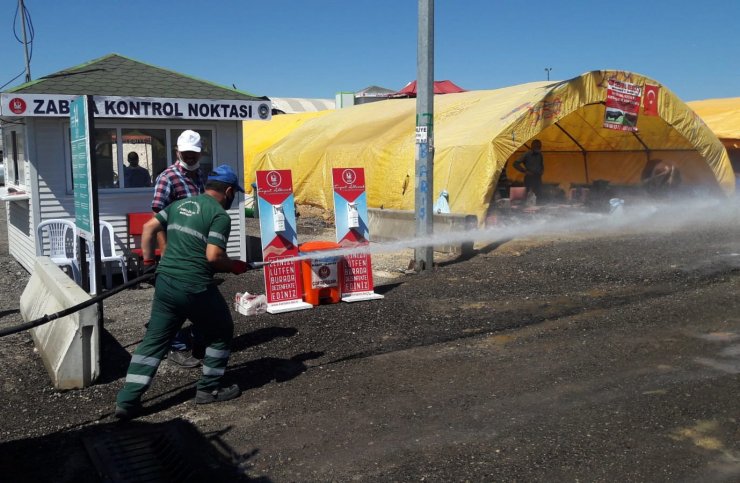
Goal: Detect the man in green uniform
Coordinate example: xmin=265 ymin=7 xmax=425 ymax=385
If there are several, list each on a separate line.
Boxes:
xmin=115 ymin=165 xmax=250 ymax=419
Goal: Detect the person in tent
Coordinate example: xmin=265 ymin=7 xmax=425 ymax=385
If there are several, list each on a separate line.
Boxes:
xmin=513 ymin=139 xmax=544 ymax=203
xmin=641 ymin=159 xmax=682 ymax=198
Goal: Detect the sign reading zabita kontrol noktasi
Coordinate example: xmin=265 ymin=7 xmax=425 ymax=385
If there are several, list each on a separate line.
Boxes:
xmin=0 ymin=93 xmax=271 ymax=121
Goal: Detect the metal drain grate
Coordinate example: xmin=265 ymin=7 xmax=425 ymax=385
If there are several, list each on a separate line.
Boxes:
xmin=83 ymin=419 xmax=215 ymax=482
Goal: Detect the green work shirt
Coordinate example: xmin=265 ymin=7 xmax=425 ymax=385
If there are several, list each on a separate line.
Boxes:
xmin=155 ymin=194 xmax=231 ymax=291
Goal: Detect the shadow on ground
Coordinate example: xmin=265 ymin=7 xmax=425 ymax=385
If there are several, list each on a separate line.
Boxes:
xmin=227 ymin=351 xmax=324 ymax=390
xmin=0 ymin=417 xmax=269 ymax=482
xmin=98 ymin=327 xmax=134 ymax=384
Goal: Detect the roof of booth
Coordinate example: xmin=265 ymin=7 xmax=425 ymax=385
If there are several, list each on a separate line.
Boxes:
xmin=3 ymin=53 xmax=266 ymax=101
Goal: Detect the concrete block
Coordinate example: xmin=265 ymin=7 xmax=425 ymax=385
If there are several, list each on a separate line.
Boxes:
xmin=367 ymin=209 xmax=477 ymax=255
xmin=20 ymin=257 xmax=99 ymax=390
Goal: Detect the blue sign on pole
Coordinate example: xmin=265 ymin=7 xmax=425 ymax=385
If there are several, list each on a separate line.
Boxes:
xmin=70 ymin=96 xmax=94 ymax=240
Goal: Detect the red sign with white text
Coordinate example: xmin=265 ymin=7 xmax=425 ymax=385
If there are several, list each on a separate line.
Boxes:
xmin=264 ymin=259 xmax=302 ymax=304
xmin=332 ymin=167 xmax=381 ymax=300
xmin=603 ymin=79 xmax=642 ymax=132
xmin=342 ymin=253 xmax=375 ymax=294
xmin=256 ymin=169 xmax=306 ymax=310
xmin=256 ymin=170 xmax=294 ymax=206
xmin=332 ymin=168 xmax=366 ymax=203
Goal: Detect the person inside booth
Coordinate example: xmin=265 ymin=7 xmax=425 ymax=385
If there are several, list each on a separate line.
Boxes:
xmin=124 ymin=152 xmax=151 ymax=188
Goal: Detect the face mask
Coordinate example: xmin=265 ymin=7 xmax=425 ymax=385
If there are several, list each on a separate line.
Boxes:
xmin=179 ymin=159 xmax=200 ymax=171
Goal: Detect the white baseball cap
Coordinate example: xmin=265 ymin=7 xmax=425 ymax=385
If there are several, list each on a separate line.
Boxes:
xmin=177 ymin=130 xmax=202 ymax=153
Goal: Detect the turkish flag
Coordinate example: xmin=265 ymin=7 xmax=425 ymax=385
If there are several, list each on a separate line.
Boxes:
xmin=643 ymin=84 xmax=660 ymax=116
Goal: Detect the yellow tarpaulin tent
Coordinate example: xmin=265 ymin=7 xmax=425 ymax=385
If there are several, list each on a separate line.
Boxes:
xmin=687 ymin=98 xmax=740 ymax=178
xmin=243 ymin=110 xmax=331 ymax=193
xmin=248 ymin=71 xmax=734 ymax=220
xmin=687 ymin=97 xmax=740 ymax=142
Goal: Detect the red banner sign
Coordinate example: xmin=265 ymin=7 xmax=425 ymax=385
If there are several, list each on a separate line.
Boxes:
xmin=264 ymin=260 xmax=302 ymax=304
xmin=256 ymin=170 xmax=294 ymax=206
xmin=332 ymin=167 xmax=383 ymax=302
xmin=256 ymin=169 xmax=311 ymax=313
xmin=332 ymin=168 xmax=366 ymax=203
xmin=603 ymin=79 xmax=642 ymax=132
xmin=342 ymin=253 xmax=375 ymax=294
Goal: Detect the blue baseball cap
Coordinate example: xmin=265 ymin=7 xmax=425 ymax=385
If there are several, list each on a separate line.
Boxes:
xmin=208 ymin=165 xmax=245 ymax=192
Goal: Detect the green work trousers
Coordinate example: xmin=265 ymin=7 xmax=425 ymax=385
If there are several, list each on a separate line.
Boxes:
xmin=116 ymin=274 xmax=234 ymax=410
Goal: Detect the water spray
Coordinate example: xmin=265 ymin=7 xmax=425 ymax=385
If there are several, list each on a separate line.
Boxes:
xmin=259 ymin=197 xmax=740 ymax=266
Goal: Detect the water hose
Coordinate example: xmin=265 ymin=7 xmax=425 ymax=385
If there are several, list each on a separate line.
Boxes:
xmin=0 ymin=272 xmax=155 ymax=338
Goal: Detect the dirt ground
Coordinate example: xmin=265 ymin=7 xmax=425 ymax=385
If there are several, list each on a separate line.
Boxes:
xmin=0 ymin=200 xmax=739 ymax=482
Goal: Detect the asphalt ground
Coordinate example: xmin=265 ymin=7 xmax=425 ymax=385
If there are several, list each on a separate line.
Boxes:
xmin=0 ymin=200 xmax=738 ymax=482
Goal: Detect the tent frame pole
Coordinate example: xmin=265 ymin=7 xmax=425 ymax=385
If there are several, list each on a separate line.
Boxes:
xmin=631 ymin=131 xmax=651 ymax=164
xmin=555 ymin=122 xmax=589 ymax=183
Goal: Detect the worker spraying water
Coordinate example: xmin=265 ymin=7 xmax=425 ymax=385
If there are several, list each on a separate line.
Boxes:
xmin=115 ymin=165 xmax=252 ymax=420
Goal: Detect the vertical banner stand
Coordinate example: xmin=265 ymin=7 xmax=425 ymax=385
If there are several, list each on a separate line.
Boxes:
xmin=332 ymin=168 xmax=384 ymax=302
xmin=256 ymin=170 xmax=312 ymax=314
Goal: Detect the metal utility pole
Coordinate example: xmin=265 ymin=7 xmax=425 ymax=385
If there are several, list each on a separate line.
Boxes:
xmin=545 ymin=67 xmax=552 ymax=81
xmin=19 ymin=0 xmax=31 ymax=82
xmin=414 ymin=0 xmax=434 ymax=271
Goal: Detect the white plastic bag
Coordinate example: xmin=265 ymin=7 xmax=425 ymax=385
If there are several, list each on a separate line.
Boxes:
xmin=433 ymin=190 xmax=450 ymax=214
xmin=234 ymin=292 xmax=267 ymax=316
xmin=609 ymin=198 xmax=625 ymax=215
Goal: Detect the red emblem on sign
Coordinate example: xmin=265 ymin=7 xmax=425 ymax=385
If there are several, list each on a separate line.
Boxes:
xmin=266 ymin=171 xmax=282 ymax=188
xmin=342 ymin=169 xmax=357 ymax=185
xmin=9 ymin=98 xmax=27 ymax=115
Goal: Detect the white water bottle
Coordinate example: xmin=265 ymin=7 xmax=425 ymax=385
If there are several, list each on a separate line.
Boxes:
xmin=273 ymin=205 xmax=286 ymax=232
xmin=347 ymin=202 xmax=359 ymax=228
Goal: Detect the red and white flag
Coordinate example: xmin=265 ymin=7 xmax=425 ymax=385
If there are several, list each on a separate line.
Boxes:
xmin=643 ymin=84 xmax=660 ymax=116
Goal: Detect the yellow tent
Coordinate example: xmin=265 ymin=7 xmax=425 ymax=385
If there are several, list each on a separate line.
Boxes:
xmin=249 ymin=71 xmax=734 ymax=220
xmin=243 ymin=110 xmax=331 ymax=193
xmin=687 ymin=98 xmax=740 ymax=175
xmin=687 ymin=97 xmax=740 ymax=141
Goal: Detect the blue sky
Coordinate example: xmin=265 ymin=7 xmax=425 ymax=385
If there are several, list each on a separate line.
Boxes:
xmin=1 ymin=0 xmax=738 ymax=101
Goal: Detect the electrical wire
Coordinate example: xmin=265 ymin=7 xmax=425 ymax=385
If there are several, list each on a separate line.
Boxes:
xmin=3 ymin=1 xmax=35 ymax=90
xmin=0 ymin=71 xmax=25 ymax=91
xmin=0 ymin=272 xmax=155 ymax=338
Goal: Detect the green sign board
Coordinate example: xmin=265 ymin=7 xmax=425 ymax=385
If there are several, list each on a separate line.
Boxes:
xmin=70 ymin=96 xmax=94 ymax=240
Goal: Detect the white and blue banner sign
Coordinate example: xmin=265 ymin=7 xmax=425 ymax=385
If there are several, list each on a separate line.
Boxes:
xmin=1 ymin=93 xmax=271 ymax=121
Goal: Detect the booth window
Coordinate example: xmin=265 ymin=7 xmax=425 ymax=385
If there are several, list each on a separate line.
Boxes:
xmin=66 ymin=125 xmax=214 ymax=192
xmin=93 ymin=128 xmax=118 ymax=188
xmin=121 ymin=129 xmax=166 ymax=188
xmin=3 ymin=129 xmax=27 ymax=188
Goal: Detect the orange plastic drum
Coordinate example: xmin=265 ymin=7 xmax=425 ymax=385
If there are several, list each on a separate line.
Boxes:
xmin=298 ymin=241 xmax=343 ymax=306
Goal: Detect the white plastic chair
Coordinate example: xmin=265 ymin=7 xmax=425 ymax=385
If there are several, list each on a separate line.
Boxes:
xmin=36 ymin=219 xmax=81 ymax=283
xmin=98 ymin=220 xmax=128 ymax=288
xmin=83 ymin=220 xmax=129 ymax=289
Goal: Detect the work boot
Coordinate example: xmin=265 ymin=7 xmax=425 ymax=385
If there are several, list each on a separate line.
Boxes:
xmin=195 ymin=384 xmax=241 ymax=405
xmin=168 ymin=350 xmax=201 ymax=368
xmin=114 ymin=402 xmax=142 ymax=421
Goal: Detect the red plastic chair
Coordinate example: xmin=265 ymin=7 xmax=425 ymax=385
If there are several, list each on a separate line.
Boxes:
xmin=126 ymin=212 xmax=161 ymax=277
